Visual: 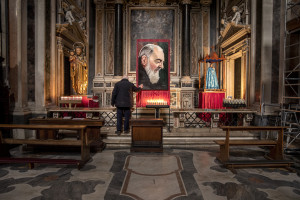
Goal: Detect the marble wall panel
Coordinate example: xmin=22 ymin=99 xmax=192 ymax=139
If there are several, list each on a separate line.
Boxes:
xmin=9 ymin=0 xmax=18 ymax=101
xmin=96 ymin=8 xmax=104 ymax=76
xmin=202 ymin=6 xmax=209 ymax=56
xmin=105 ymin=11 xmax=114 ymax=75
xmin=271 ymin=0 xmax=281 ymax=103
xmin=191 ymin=11 xmax=201 ymax=77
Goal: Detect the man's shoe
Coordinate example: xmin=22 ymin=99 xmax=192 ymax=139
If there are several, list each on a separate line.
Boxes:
xmin=115 ymin=131 xmax=121 ymax=135
xmin=124 ymin=130 xmax=130 ymax=134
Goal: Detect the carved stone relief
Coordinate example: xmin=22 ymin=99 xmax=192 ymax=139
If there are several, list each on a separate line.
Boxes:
xmin=181 ymin=92 xmax=193 ymax=109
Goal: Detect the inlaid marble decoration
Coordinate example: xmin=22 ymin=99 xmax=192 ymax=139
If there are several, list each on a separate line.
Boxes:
xmin=105 ymin=93 xmax=111 ymax=107
xmin=129 ymin=9 xmax=175 ymax=73
xmin=0 ymin=149 xmax=300 ymax=199
xmin=121 ymin=155 xmax=187 ymax=200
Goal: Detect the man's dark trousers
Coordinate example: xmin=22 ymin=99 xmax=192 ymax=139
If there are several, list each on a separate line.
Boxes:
xmin=117 ymin=107 xmax=131 ymax=132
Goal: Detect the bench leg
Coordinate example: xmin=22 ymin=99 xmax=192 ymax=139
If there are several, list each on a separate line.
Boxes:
xmin=217 ymin=144 xmax=229 ymax=163
xmin=80 ymin=129 xmax=91 ymax=167
xmin=268 ymin=145 xmax=284 ymax=160
xmin=28 ymin=163 xmax=34 ymax=169
xmin=0 ymin=130 xmax=10 ymax=157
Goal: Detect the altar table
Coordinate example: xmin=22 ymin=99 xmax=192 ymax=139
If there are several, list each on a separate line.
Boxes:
xmin=198 ymin=91 xmax=225 ymax=109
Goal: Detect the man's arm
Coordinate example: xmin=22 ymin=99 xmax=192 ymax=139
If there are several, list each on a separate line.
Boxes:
xmin=132 ymin=83 xmax=143 ymax=92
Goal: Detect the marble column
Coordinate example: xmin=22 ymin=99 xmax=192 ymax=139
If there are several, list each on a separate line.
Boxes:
xmin=34 ymin=0 xmax=46 ymax=112
xmin=260 ymin=0 xmax=273 ymax=109
xmin=9 ymin=0 xmax=29 ymax=117
xmin=114 ymin=0 xmax=123 ymax=76
xmin=50 ymin=0 xmax=56 ymax=104
xmin=250 ymin=0 xmax=257 ymax=106
xmin=181 ymin=0 xmax=191 ymax=77
xmin=278 ymin=0 xmax=286 ymax=104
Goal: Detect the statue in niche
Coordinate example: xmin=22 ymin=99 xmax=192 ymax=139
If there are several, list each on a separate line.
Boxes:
xmin=231 ymin=5 xmax=242 ymax=25
xmin=78 ymin=17 xmax=86 ymax=30
xmin=65 ymin=5 xmax=75 ymax=25
xmin=205 ymin=63 xmax=219 ymax=89
xmin=70 ymin=43 xmax=88 ymax=95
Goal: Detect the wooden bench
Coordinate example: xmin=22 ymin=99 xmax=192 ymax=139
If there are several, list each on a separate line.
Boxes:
xmin=0 ymin=124 xmax=90 ymax=169
xmin=29 ymin=118 xmax=105 ymax=152
xmin=214 ymin=126 xmax=293 ymax=172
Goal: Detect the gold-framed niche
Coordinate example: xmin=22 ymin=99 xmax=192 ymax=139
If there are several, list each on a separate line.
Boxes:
xmin=219 ymin=22 xmax=251 ymax=100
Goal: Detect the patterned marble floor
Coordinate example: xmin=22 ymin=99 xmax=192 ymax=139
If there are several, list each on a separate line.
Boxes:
xmin=0 ymin=147 xmax=300 ymax=200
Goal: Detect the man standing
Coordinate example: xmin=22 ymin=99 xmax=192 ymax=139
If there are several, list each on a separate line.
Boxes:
xmin=111 ymin=76 xmax=143 ymax=135
xmin=138 ymin=44 xmax=167 ymax=90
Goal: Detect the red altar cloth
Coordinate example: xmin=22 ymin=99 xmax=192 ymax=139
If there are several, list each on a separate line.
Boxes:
xmin=198 ymin=92 xmax=225 ymax=109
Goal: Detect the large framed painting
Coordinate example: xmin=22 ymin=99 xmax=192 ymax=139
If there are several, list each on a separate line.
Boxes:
xmin=136 ymin=39 xmax=170 ymax=91
xmin=128 ymin=8 xmax=177 ymax=74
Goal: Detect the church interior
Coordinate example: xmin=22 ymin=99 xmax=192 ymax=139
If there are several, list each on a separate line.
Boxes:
xmin=0 ymin=0 xmax=300 ymax=199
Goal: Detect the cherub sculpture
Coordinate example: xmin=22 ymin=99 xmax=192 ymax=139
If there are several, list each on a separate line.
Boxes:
xmin=231 ymin=6 xmax=242 ymax=25
xmin=65 ymin=5 xmax=75 ymax=25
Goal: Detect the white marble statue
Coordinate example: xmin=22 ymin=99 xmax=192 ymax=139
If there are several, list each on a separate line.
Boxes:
xmin=78 ymin=17 xmax=86 ymax=30
xmin=231 ymin=6 xmax=241 ymax=25
xmin=65 ymin=6 xmax=75 ymax=25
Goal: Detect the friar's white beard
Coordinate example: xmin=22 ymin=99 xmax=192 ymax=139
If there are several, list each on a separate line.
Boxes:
xmin=145 ymin=62 xmax=160 ymax=84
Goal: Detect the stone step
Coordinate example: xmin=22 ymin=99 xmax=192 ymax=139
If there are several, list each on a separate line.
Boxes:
xmin=100 ymin=127 xmax=269 ymax=148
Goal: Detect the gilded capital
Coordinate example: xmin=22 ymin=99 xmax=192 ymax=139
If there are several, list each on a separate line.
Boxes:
xmin=115 ymin=0 xmax=124 ymax=4
xmin=182 ymin=0 xmax=191 ymax=4
xmin=200 ymin=0 xmax=212 ymax=5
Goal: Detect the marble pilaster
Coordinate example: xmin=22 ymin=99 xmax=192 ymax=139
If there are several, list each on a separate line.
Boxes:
xmin=114 ymin=1 xmax=123 ymax=76
xmin=105 ymin=11 xmax=114 ymax=75
xmin=56 ymin=36 xmax=64 ymax=98
xmin=190 ymin=10 xmax=201 ymax=77
xmin=278 ymin=0 xmax=286 ymax=104
xmin=250 ymin=0 xmax=257 ymax=106
xmin=50 ymin=0 xmax=56 ymax=104
xmin=95 ymin=2 xmax=104 ymax=77
xmin=201 ymin=5 xmax=210 ymax=57
xmin=34 ymin=0 xmax=46 ymax=112
xmin=260 ymin=0 xmax=273 ymax=108
xmin=181 ymin=1 xmax=191 ymax=77
xmin=9 ymin=0 xmax=29 ymax=117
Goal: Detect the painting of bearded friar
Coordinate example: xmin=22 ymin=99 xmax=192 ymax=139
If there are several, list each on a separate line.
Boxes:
xmin=137 ymin=42 xmax=169 ymax=90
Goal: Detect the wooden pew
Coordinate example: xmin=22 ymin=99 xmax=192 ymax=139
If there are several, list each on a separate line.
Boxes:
xmin=29 ymin=118 xmax=105 ymax=152
xmin=214 ymin=126 xmax=294 ymax=172
xmin=0 ymin=124 xmax=90 ymax=169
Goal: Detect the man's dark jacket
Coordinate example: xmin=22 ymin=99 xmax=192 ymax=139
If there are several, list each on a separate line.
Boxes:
xmin=111 ymin=78 xmax=141 ymax=108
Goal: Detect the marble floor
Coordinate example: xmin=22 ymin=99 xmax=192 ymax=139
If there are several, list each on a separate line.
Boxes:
xmin=0 ymin=146 xmax=300 ymax=200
